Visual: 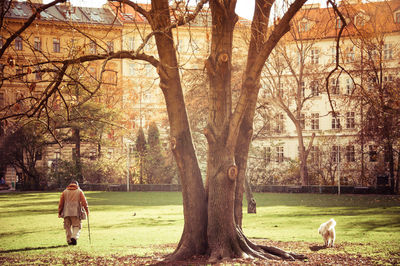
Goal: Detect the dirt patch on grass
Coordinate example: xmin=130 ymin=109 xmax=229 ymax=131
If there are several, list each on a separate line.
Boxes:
xmin=0 ymin=240 xmax=398 ymax=265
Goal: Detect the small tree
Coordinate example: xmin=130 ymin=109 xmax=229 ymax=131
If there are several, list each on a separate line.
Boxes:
xmin=145 ymin=122 xmax=163 ymax=183
xmin=343 ymin=1 xmax=400 ymax=193
xmin=143 ymin=122 xmax=178 ymax=184
xmin=135 ymin=126 xmax=146 ymax=184
xmin=0 ymin=122 xmax=48 ymax=190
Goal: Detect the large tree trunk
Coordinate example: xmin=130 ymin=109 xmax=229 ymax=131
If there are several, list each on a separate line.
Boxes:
xmin=204 ymin=1 xmax=241 ymax=261
xmin=396 ymin=151 xmax=400 ymax=194
xmin=145 ymin=0 xmax=307 ymax=262
xmin=149 ymin=1 xmax=208 ymax=260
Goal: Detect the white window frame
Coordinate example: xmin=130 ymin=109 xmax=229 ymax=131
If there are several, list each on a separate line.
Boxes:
xmin=346 ymin=112 xmax=355 ymax=129
xmin=332 ymin=112 xmax=341 ymax=129
xmin=311 ymin=113 xmax=319 ymax=130
xmin=276 ymin=146 xmax=284 ymax=163
xmin=384 ymin=43 xmax=393 ymax=60
xmin=53 ymin=38 xmax=60 ymax=53
xmin=310 ymin=48 xmax=319 ymax=64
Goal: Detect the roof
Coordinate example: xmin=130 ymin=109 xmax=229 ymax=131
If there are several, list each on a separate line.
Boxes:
xmin=286 ymin=0 xmax=400 ymax=41
xmin=6 ymin=1 xmax=122 ymax=26
xmin=108 ymin=2 xmax=217 ymax=27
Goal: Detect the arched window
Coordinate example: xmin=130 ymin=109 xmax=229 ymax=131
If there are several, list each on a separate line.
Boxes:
xmin=395 ymin=11 xmax=400 ymax=23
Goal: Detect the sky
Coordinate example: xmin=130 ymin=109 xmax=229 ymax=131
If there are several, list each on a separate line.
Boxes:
xmin=59 ymin=0 xmax=256 ymax=20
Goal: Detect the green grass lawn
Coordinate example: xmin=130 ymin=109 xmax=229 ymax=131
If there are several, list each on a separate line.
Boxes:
xmin=1 ymin=191 xmax=399 ymax=264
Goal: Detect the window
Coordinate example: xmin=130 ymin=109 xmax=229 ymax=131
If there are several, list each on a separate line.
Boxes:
xmin=346 ymin=47 xmax=355 ymax=63
xmin=299 ymin=21 xmax=308 ymax=32
xmin=128 ymin=37 xmax=134 ymax=50
xmin=0 ymin=36 xmax=3 ymax=48
xmin=15 ymin=36 xmax=23 ymax=50
xmin=276 ymin=146 xmax=284 ymax=163
xmin=53 ymin=38 xmax=60 ymax=53
xmin=330 ymin=78 xmax=340 ymax=94
xmin=300 ymin=81 xmax=305 ymax=97
xmin=346 ymin=78 xmax=354 ymax=94
xmin=107 ymin=41 xmax=114 ymax=53
xmin=275 ymin=113 xmax=284 ymax=133
xmin=310 ymin=146 xmax=320 ymax=164
xmin=331 ymin=47 xmax=337 ymax=63
xmin=384 ymin=44 xmax=393 ymax=60
xmin=337 ymin=17 xmax=343 ymax=29
xmin=89 ymin=40 xmax=97 ymax=54
xmin=69 ymin=38 xmax=77 ymax=53
xmin=35 ymin=66 xmax=42 ymax=80
xmin=369 ymin=145 xmax=377 ymax=162
xmin=346 ymin=145 xmax=355 ymax=162
xmin=129 ymin=144 xmax=135 ymax=155
xmin=264 ymin=147 xmax=271 ymax=164
xmin=34 ymin=37 xmax=41 ymax=51
xmin=332 ymin=112 xmax=341 ymax=129
xmin=89 ymin=150 xmax=97 ymax=160
xmin=383 ymin=75 xmax=393 ymax=83
xmin=396 ymin=12 xmax=400 ymax=23
xmin=310 ymin=49 xmax=319 ymax=64
xmin=54 ymin=149 xmax=61 ymax=160
xmin=311 ymin=113 xmax=319 ymax=130
xmin=35 ymin=150 xmax=42 ymax=161
xmin=346 ymin=112 xmax=355 ymax=129
xmin=331 ymin=145 xmax=341 ymax=163
xmin=0 ymin=92 xmax=4 ymax=108
xmin=310 ymin=80 xmax=319 ymax=96
xmin=299 ymin=113 xmax=305 ymax=129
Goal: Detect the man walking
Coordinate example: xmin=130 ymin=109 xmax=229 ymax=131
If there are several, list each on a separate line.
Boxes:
xmin=58 ymin=180 xmax=89 ymax=245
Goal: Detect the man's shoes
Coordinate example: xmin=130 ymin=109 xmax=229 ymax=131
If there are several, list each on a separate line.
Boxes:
xmin=71 ymin=238 xmax=77 ymax=245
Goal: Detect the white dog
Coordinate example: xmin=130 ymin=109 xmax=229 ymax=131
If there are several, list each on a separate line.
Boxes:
xmin=318 ymin=218 xmax=336 ymax=247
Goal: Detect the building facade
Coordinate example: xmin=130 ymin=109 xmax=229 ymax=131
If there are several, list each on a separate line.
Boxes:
xmin=0 ymin=0 xmax=398 ymax=190
xmin=250 ymin=0 xmax=400 ymax=188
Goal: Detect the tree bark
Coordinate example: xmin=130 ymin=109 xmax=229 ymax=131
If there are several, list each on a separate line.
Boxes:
xmin=396 ymin=151 xmax=400 ymax=194
xmin=204 ymin=1 xmax=241 ymax=261
xmin=149 ymin=1 xmax=208 ymax=260
xmin=132 ymin=0 xmax=308 ymax=262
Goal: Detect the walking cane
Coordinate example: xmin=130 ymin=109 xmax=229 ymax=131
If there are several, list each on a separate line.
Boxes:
xmin=87 ymin=213 xmax=92 ymax=245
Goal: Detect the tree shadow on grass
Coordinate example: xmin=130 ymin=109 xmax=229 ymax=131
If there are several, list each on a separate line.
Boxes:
xmin=309 ymin=245 xmax=327 ymax=251
xmin=0 ymin=244 xmax=67 ymax=254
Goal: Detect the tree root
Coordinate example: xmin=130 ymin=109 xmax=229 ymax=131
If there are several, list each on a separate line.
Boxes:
xmin=236 ymin=227 xmax=308 ymax=262
xmin=163 ymin=227 xmax=307 ymax=264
